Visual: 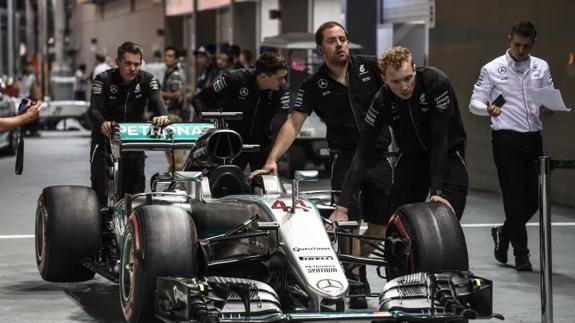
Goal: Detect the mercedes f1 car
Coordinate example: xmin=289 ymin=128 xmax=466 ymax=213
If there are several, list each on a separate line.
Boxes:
xmin=35 ymin=113 xmax=499 ymax=322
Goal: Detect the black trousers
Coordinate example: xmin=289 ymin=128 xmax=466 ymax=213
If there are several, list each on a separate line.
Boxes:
xmin=330 ymin=151 xmax=392 ymax=225
xmin=388 ymin=150 xmax=469 ymax=220
xmin=492 ymin=130 xmax=542 ymax=256
xmin=90 ymin=141 xmax=146 ymax=207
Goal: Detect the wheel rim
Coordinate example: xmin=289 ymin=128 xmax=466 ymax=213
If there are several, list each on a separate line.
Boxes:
xmin=120 ymin=231 xmax=135 ymax=306
xmin=35 ymin=203 xmax=45 ymax=263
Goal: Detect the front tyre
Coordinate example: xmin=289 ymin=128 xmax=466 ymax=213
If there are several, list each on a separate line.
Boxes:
xmin=385 ymin=202 xmax=469 ymax=280
xmin=120 ymin=205 xmax=198 ymax=323
xmin=35 ymin=186 xmax=100 ymax=282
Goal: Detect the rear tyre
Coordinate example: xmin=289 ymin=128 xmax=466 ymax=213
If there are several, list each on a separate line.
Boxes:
xmin=385 ymin=202 xmax=469 ymax=280
xmin=35 ymin=186 xmax=100 ymax=282
xmin=120 ymin=205 xmax=198 ymax=323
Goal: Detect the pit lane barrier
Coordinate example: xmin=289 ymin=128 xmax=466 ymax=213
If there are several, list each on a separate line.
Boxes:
xmin=538 ymin=157 xmax=575 ymax=323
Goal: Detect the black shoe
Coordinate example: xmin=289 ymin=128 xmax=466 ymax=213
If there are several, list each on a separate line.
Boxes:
xmin=358 ymin=265 xmax=371 ymax=294
xmin=491 ymin=226 xmax=509 ymax=264
xmin=347 ymin=271 xmax=368 ymax=309
xmin=515 ymin=254 xmax=533 ymax=272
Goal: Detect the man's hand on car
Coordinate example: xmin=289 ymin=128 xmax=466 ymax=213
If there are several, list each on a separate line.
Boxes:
xmin=100 ymin=121 xmax=117 ymax=138
xmin=152 ymin=115 xmax=171 ymax=126
xmin=325 ymin=205 xmax=349 ymax=230
xmin=430 ymin=194 xmax=455 ymax=214
xmin=249 ymin=160 xmax=278 ymax=179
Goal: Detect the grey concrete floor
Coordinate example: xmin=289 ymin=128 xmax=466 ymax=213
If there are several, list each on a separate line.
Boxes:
xmin=0 ymin=125 xmax=574 ymax=322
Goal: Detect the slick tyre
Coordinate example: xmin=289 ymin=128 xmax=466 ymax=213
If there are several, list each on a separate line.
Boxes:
xmin=120 ymin=205 xmax=198 ymax=323
xmin=35 ymin=186 xmax=100 ymax=282
xmin=385 ymin=202 xmax=469 ymax=280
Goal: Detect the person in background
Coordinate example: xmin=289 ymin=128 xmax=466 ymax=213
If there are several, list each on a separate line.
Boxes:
xmin=73 ymin=64 xmax=89 ymax=100
xmin=216 ymin=51 xmax=233 ymax=77
xmin=230 ymin=44 xmax=243 ymax=69
xmin=92 ymin=53 xmax=111 ymax=80
xmin=469 ymin=21 xmax=554 ymax=272
xmin=239 ymin=49 xmax=254 ymax=69
xmin=192 ymin=52 xmax=290 ymax=172
xmin=0 ymin=100 xmax=42 ymax=132
xmin=161 ymin=46 xmax=186 ymax=171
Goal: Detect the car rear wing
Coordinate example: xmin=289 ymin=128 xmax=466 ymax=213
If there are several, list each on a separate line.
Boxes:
xmin=112 ymin=122 xmax=215 ymax=152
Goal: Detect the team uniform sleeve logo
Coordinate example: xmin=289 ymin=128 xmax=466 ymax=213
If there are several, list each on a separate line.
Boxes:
xmin=213 ymin=77 xmax=228 ymax=93
xmin=92 ymin=80 xmax=103 ymax=95
xmin=149 ymin=79 xmax=159 ymax=91
xmin=294 ymin=88 xmax=305 ymax=108
xmin=317 ymin=79 xmax=328 ymax=89
xmin=365 ymin=105 xmax=379 ymax=127
xmin=434 ymin=90 xmax=450 ymax=112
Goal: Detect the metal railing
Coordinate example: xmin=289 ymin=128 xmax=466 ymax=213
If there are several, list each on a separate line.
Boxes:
xmin=538 ymin=157 xmax=575 ymax=323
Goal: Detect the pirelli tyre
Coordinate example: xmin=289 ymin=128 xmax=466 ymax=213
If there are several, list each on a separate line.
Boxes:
xmin=385 ymin=202 xmax=469 ymax=280
xmin=35 ymin=186 xmax=100 ymax=282
xmin=120 ymin=205 xmax=198 ymax=323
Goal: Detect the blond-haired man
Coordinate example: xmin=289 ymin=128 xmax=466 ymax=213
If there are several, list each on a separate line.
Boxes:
xmin=333 ymin=46 xmax=468 ymax=222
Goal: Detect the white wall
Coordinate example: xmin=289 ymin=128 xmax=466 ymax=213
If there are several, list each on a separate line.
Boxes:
xmin=259 ymin=0 xmax=279 ymax=41
xmin=311 ymin=0 xmax=341 ymax=31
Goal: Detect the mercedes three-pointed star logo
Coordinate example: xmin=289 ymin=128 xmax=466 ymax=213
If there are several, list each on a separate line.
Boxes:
xmin=316 ymin=279 xmax=343 ymax=290
xmin=317 ymin=79 xmax=328 ymax=89
xmin=239 ymin=87 xmax=249 ymax=96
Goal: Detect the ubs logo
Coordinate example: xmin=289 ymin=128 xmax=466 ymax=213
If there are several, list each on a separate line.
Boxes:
xmin=316 ymin=279 xmax=343 ymax=291
xmin=239 ymin=87 xmax=249 ymax=96
xmin=317 ymin=79 xmax=328 ymax=89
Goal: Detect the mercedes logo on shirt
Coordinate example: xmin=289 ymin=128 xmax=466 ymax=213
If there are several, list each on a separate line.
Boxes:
xmin=316 ymin=279 xmax=343 ymax=291
xmin=497 ymin=66 xmax=507 ymax=74
xmin=239 ymin=87 xmax=249 ymax=96
xmin=317 ymin=79 xmax=328 ymax=89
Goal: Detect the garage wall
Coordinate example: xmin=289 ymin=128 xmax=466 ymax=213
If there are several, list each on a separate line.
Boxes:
xmin=429 ymin=0 xmax=575 ymax=206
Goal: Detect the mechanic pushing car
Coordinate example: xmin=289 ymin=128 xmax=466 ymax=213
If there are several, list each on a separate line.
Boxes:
xmin=251 ymin=21 xmax=392 ymax=309
xmin=333 ymin=46 xmax=468 ymax=227
xmin=192 ymin=51 xmax=290 ymax=171
xmin=89 ymin=41 xmax=170 ymax=207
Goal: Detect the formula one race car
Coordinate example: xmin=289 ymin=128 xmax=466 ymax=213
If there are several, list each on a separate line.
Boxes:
xmin=35 ymin=113 xmax=499 ymax=322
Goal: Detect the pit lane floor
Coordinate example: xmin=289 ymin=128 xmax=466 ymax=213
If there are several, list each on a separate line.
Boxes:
xmin=1 ymin=128 xmax=574 ymax=322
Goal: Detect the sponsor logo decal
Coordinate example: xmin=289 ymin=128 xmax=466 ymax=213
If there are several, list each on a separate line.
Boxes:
xmin=317 ymin=279 xmax=343 ymax=291
xmin=134 ymin=83 xmax=141 ymax=93
xmin=306 ymin=265 xmax=337 ymax=273
xmin=317 ymin=79 xmax=328 ymax=89
xmin=419 ymin=93 xmax=427 ymax=104
xmin=299 ymin=256 xmax=334 ymax=261
xmin=110 ymin=84 xmax=118 ymax=94
xmin=92 ymin=80 xmax=103 ymax=95
xmin=293 ymin=247 xmax=331 ymax=252
xmin=497 ymin=66 xmax=507 ymax=74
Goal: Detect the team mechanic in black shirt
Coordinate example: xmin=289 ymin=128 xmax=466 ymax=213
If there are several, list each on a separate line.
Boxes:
xmin=192 ymin=52 xmax=290 ymax=170
xmin=89 ymin=41 xmax=170 ymax=207
xmin=251 ymin=21 xmax=392 ymax=309
xmin=333 ymin=46 xmax=468 ymax=225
